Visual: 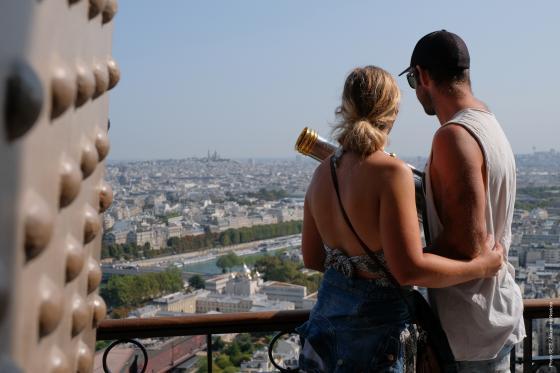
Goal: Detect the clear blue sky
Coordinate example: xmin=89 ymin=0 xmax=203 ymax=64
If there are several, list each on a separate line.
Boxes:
xmin=108 ymin=1 xmax=560 ymax=160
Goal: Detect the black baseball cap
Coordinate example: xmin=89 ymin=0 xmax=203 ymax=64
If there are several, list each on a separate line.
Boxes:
xmin=399 ymin=30 xmax=470 ymax=76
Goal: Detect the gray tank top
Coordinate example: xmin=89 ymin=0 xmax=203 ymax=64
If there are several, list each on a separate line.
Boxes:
xmin=425 ymin=108 xmax=526 ymax=361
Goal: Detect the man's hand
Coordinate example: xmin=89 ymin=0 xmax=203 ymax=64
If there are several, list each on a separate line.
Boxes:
xmin=474 ymin=235 xmax=504 ymax=277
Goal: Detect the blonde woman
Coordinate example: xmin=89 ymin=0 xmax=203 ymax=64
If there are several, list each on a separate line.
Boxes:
xmin=296 ymin=66 xmax=503 ymax=372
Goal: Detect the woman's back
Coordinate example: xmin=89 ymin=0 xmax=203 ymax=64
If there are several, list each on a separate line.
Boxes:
xmin=307 ymin=150 xmax=402 ymax=263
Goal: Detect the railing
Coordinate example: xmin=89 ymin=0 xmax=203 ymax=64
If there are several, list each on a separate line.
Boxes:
xmin=97 ymin=299 xmax=560 ymax=373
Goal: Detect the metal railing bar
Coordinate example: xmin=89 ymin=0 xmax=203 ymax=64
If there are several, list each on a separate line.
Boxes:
xmin=97 ymin=310 xmax=310 ymax=340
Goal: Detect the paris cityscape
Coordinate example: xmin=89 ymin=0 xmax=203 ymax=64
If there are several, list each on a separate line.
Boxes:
xmin=97 ymin=149 xmax=560 ymax=372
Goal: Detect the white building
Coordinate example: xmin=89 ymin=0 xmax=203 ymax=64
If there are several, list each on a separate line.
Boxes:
xmin=262 ymin=281 xmax=307 ymax=309
xmin=205 ymin=274 xmax=231 ymax=293
xmin=224 ymin=264 xmax=260 ymax=296
xmin=152 ymin=290 xmax=208 ymax=313
xmin=196 ymin=294 xmax=254 ymax=313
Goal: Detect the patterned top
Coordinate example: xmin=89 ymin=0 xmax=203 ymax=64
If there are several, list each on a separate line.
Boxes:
xmin=323 ymin=245 xmax=392 ymax=287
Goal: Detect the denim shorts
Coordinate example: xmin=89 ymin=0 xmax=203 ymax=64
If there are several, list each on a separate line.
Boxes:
xmin=296 ymin=268 xmax=415 ymax=372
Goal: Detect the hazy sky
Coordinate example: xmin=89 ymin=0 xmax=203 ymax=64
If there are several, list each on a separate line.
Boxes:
xmin=108 ymin=1 xmax=560 ymax=160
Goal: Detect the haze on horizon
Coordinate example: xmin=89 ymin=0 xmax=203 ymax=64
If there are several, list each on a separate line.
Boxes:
xmin=108 ymin=1 xmax=560 ymax=160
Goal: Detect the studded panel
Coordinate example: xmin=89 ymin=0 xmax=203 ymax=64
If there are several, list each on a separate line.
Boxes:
xmin=0 ymin=1 xmax=119 ymax=372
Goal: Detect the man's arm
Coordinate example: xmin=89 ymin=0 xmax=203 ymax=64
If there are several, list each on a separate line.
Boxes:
xmin=429 ymin=123 xmax=488 ymax=260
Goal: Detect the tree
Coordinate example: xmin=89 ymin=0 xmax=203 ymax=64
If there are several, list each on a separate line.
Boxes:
xmin=196 ymin=357 xmax=221 ymax=373
xmin=212 ymin=336 xmax=225 ymax=351
xmin=220 ymin=233 xmax=231 ymax=246
xmin=214 ymin=355 xmax=234 ymax=370
xmin=189 ymin=274 xmax=206 ymax=289
xmin=216 ymin=252 xmax=241 ymax=273
xmin=235 ymin=333 xmax=253 ymax=354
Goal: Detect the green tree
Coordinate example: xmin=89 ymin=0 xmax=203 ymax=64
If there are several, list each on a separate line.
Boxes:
xmin=216 ymin=252 xmax=241 ymax=273
xmin=235 ymin=333 xmax=254 ymax=354
xmin=212 ymin=336 xmax=225 ymax=351
xmin=196 ymin=357 xmax=222 ymax=373
xmin=189 ymin=274 xmax=206 ymax=289
xmin=215 ymin=355 xmax=234 ymax=370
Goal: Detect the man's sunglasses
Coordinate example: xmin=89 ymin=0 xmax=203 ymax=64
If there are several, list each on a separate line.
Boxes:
xmin=406 ymin=69 xmax=418 ymax=89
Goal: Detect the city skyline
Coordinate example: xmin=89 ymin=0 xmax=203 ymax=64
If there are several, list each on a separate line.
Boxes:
xmin=109 ymin=1 xmax=560 ymax=160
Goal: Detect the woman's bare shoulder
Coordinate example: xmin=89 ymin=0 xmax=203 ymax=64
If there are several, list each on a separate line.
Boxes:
xmin=363 ymin=152 xmax=412 ymax=180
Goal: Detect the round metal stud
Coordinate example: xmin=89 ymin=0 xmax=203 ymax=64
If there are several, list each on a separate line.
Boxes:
xmin=76 ymin=342 xmax=93 ymax=373
xmin=59 ymin=156 xmax=81 ymax=208
xmin=106 ymin=58 xmax=120 ymax=90
xmin=75 ymin=65 xmax=95 ymax=107
xmin=92 ymin=63 xmax=109 ymax=98
xmin=89 ymin=0 xmax=107 ymax=19
xmin=39 ymin=277 xmax=64 ymax=337
xmin=102 ymin=0 xmax=118 ymax=24
xmin=49 ymin=346 xmax=70 ymax=373
xmin=87 ymin=258 xmax=102 ymax=294
xmin=65 ymin=235 xmax=85 ymax=283
xmin=83 ymin=205 xmax=101 ymax=244
xmin=71 ymin=296 xmax=89 ymax=336
xmin=4 ymin=61 xmax=43 ymax=141
xmin=95 ymin=128 xmax=110 ymax=161
xmin=98 ymin=181 xmax=113 ymax=213
xmin=90 ymin=295 xmax=107 ymax=327
xmin=51 ymin=67 xmax=75 ymax=119
xmin=80 ymin=139 xmax=98 ymax=179
xmin=24 ymin=192 xmax=54 ymax=261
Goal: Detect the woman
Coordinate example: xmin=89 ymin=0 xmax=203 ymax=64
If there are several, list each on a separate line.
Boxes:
xmin=296 ymin=66 xmax=503 ymax=372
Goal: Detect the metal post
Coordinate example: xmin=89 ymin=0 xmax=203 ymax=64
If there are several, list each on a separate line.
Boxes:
xmin=207 ymin=334 xmax=212 ymax=373
xmin=523 ymin=316 xmax=532 ymax=373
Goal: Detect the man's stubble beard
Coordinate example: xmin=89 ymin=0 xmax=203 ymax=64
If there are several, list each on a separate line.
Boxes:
xmin=417 ymin=87 xmax=436 ymax=116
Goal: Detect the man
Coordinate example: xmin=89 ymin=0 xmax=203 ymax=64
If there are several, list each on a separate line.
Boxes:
xmin=399 ymin=30 xmax=526 ymax=372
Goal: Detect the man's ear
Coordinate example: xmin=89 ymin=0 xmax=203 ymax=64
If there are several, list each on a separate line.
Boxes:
xmin=416 ymin=65 xmax=431 ymax=88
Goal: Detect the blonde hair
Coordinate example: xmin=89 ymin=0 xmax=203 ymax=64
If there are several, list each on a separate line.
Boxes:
xmin=332 ymin=66 xmax=400 ymax=157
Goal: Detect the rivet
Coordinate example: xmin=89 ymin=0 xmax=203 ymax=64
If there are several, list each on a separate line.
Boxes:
xmin=59 ymin=155 xmax=81 ymax=208
xmin=95 ymin=128 xmax=110 ymax=161
xmin=76 ymin=342 xmax=93 ymax=373
xmin=4 ymin=61 xmax=43 ymax=141
xmin=337 ymin=359 xmax=343 ymax=366
xmin=39 ymin=277 xmax=64 ymax=337
xmin=24 ymin=192 xmax=54 ymax=261
xmin=75 ymin=65 xmax=95 ymax=107
xmin=87 ymin=258 xmax=102 ymax=294
xmin=90 ymin=295 xmax=107 ymax=327
xmin=83 ymin=205 xmax=101 ymax=244
xmin=51 ymin=67 xmax=75 ymax=119
xmin=102 ymin=0 xmax=118 ymax=24
xmin=92 ymin=63 xmax=109 ymax=98
xmin=106 ymin=58 xmax=120 ymax=90
xmin=387 ymin=353 xmax=395 ymax=362
xmin=71 ymin=296 xmax=89 ymax=336
xmin=80 ymin=139 xmax=98 ymax=179
xmin=49 ymin=346 xmax=71 ymax=373
xmin=65 ymin=235 xmax=84 ymax=283
xmin=89 ymin=0 xmax=107 ymax=19
xmin=98 ymin=181 xmax=113 ymax=213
